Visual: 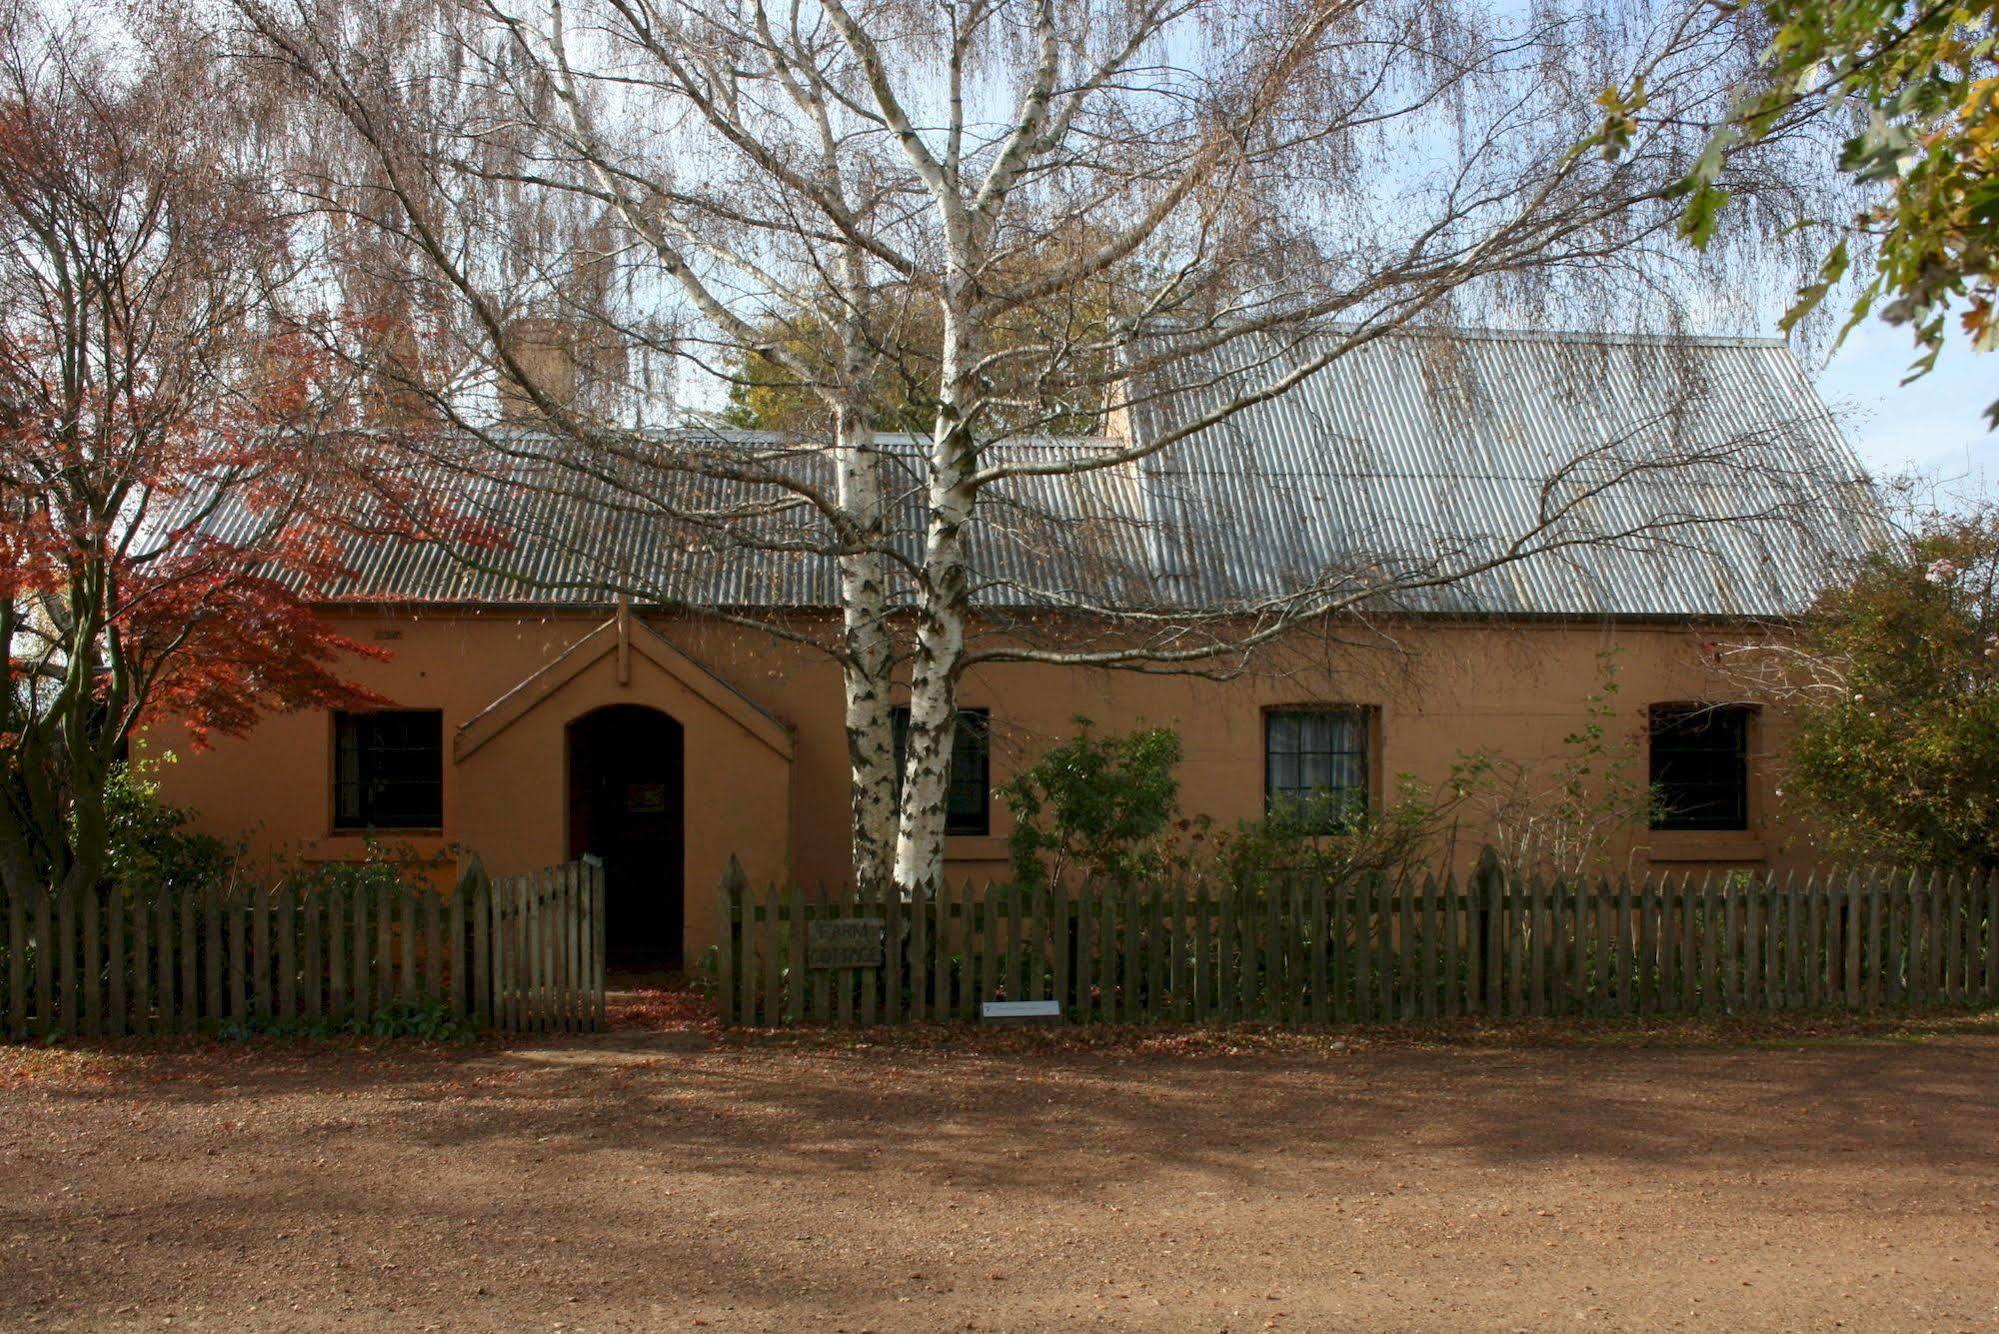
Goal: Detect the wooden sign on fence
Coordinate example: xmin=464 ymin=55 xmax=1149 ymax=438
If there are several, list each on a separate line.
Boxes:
xmin=807 ymin=917 xmax=883 ymax=969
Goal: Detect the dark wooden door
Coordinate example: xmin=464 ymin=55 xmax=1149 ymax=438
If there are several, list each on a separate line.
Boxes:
xmin=567 ymin=705 xmax=685 ymax=968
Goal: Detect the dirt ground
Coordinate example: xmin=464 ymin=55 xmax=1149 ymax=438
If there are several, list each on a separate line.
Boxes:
xmin=4 ymin=1001 xmax=1999 ymax=1332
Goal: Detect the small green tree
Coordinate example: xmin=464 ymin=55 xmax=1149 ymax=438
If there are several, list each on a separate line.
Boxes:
xmin=717 ymin=313 xmax=936 ymax=435
xmin=716 ymin=295 xmax=1116 ymax=439
xmin=100 ymin=753 xmax=237 ymax=894
xmin=1000 ymin=720 xmax=1184 ymax=890
xmin=1775 ymin=508 xmax=1999 ymax=867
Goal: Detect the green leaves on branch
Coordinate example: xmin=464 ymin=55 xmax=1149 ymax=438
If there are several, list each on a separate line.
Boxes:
xmin=1672 ymin=124 xmax=1739 ymax=250
xmin=1657 ymin=0 xmax=1999 ymax=417
xmin=1781 ymin=236 xmax=1853 ymax=336
xmin=1586 ymin=78 xmax=1651 ymax=162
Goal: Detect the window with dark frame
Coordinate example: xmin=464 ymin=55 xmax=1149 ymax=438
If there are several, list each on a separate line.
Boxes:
xmin=891 ymin=707 xmax=991 ymax=837
xmin=333 ymin=710 xmax=444 ymax=831
xmin=1648 ymin=704 xmax=1752 ymax=831
xmin=1264 ymin=707 xmax=1370 ymax=832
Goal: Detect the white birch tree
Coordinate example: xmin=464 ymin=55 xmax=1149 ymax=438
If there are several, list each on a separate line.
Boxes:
xmin=232 ymin=0 xmax=1851 ymax=894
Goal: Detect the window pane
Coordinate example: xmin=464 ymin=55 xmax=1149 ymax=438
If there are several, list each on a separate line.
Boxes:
xmin=333 ymin=710 xmax=443 ymax=830
xmin=1264 ymin=707 xmax=1369 ymax=832
xmin=892 ymin=706 xmax=990 ymax=837
xmin=946 ymin=710 xmax=989 ymax=835
xmin=1649 ymin=705 xmax=1750 ymax=831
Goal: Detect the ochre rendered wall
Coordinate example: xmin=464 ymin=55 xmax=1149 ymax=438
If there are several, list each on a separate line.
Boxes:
xmin=149 ymin=609 xmax=1807 ymax=964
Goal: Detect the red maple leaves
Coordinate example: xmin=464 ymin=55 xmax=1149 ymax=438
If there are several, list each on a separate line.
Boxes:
xmin=0 ymin=9 xmax=490 ymax=888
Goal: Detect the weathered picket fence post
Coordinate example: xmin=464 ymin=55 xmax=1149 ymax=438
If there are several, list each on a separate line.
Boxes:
xmin=451 ymin=856 xmax=488 ymax=1026
xmin=1473 ymin=847 xmax=1504 ymax=1016
xmin=718 ymin=856 xmax=746 ymax=1026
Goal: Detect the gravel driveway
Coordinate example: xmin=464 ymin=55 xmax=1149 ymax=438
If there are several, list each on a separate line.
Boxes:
xmin=4 ymin=1011 xmax=1998 ymax=1330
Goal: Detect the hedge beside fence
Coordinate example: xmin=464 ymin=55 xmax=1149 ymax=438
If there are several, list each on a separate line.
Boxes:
xmin=0 ymin=857 xmax=606 ymax=1041
xmin=718 ymin=855 xmax=1999 ymax=1027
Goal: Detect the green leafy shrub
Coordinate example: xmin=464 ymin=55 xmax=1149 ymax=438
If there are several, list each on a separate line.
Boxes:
xmin=282 ymin=843 xmax=414 ymax=899
xmin=1779 ymin=509 xmax=1998 ymax=867
xmin=101 ymin=753 xmax=238 ymax=893
xmin=1207 ymin=772 xmax=1464 ymax=891
xmin=272 ymin=838 xmax=458 ymax=915
xmin=351 ymin=998 xmax=479 ymax=1041
xmin=1000 ymin=719 xmax=1188 ymax=889
xmin=219 ymin=997 xmax=478 ymax=1043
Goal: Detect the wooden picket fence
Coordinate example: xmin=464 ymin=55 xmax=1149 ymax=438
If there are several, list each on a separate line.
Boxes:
xmin=718 ymin=854 xmax=1999 ymax=1027
xmin=0 ymin=856 xmax=604 ymax=1041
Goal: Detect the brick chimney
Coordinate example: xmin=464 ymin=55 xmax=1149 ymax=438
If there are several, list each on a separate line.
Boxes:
xmin=496 ymin=316 xmax=629 ymax=424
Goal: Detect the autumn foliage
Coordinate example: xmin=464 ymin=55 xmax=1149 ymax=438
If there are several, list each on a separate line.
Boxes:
xmin=1782 ymin=507 xmax=1999 ymax=868
xmin=0 ymin=5 xmax=456 ymax=895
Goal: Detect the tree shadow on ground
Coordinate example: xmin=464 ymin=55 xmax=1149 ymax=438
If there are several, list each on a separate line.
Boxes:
xmin=14 ymin=1005 xmax=1999 ymax=1186
xmin=8 ymin=1022 xmax=1999 ymax=1326
xmin=44 ymin=1022 xmax=1987 ymax=1187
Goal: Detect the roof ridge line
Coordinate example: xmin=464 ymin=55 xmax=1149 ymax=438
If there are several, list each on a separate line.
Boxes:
xmin=1302 ymin=322 xmax=1788 ymax=349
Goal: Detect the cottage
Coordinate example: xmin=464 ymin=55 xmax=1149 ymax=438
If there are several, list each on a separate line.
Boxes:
xmin=150 ymin=329 xmax=1881 ymax=969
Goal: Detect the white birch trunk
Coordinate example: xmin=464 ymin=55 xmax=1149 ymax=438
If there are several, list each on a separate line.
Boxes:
xmin=892 ymin=290 xmax=980 ymax=896
xmin=834 ymin=405 xmax=899 ymax=893
xmin=890 ymin=468 xmax=972 ymax=896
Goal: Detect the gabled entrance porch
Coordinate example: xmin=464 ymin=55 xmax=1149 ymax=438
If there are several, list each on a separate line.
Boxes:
xmin=452 ymin=606 xmax=794 ymax=968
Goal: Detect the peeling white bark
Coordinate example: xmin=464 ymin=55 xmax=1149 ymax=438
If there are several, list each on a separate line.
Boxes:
xmin=835 ymin=407 xmax=898 ymax=894
xmin=892 ymin=280 xmax=981 ymax=896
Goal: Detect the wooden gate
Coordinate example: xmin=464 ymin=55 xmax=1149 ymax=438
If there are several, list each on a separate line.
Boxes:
xmin=486 ymin=857 xmax=607 ymax=1033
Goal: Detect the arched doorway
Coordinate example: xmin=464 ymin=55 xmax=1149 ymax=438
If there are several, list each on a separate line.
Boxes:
xmin=567 ymin=704 xmax=685 ymax=969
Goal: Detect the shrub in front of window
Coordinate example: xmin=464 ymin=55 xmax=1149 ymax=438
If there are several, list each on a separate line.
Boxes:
xmin=1263 ymin=707 xmax=1370 ymax=832
xmin=280 ymin=838 xmax=452 ymax=902
xmin=1000 ymin=719 xmax=1186 ymax=890
xmin=1451 ymin=651 xmax=1660 ymax=877
xmin=1209 ymin=772 xmax=1464 ymax=892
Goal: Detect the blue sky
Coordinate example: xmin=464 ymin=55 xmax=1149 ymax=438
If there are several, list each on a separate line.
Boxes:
xmin=1812 ymin=322 xmax=1996 ymax=507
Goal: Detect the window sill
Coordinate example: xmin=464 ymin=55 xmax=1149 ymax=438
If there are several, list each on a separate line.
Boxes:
xmin=1644 ymin=832 xmax=1767 ymax=864
xmin=327 ymin=827 xmax=447 ymax=836
xmin=941 ymin=834 xmax=1009 ymax=864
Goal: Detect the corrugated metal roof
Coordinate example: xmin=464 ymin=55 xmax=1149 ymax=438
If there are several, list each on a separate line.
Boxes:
xmin=183 ymin=327 xmax=1885 ymax=618
xmin=1120 ymin=328 xmax=1883 ymax=616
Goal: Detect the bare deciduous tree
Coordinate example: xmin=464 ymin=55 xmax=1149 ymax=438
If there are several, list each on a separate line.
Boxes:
xmin=233 ymin=0 xmax=1853 ymax=894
